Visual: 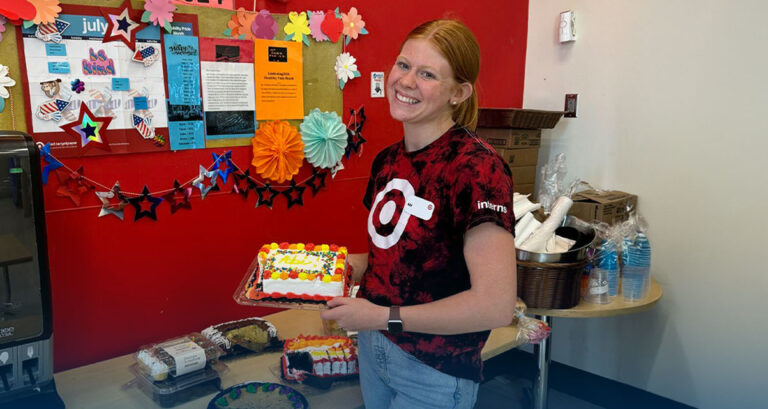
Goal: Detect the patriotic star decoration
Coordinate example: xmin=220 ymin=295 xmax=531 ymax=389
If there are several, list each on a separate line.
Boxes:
xmin=254 ymin=182 xmax=280 ymax=209
xmin=127 ymin=186 xmax=163 ymax=221
xmin=282 ymin=179 xmax=306 ymax=209
xmin=59 ymin=103 xmax=113 ymax=153
xmin=192 ymin=165 xmax=219 ymax=199
xmin=39 ymin=143 xmax=63 ymax=184
xmin=345 ymin=106 xmax=367 ymax=158
xmin=101 ymin=0 xmax=146 ymax=51
xmin=132 ymin=112 xmax=155 ymax=139
xmin=55 ymin=166 xmax=93 ymax=206
xmin=306 ymin=168 xmax=328 ymax=196
xmin=211 ymin=151 xmax=235 ymax=184
xmin=231 ymin=169 xmax=252 ymax=200
xmin=95 ymin=181 xmax=129 ymax=220
xmin=162 ymin=179 xmax=192 ymax=214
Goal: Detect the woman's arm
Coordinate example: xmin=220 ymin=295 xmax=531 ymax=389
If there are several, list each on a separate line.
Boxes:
xmin=321 ymin=222 xmax=517 ymax=334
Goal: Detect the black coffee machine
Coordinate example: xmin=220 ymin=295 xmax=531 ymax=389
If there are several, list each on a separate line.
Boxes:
xmin=0 ymin=132 xmax=63 ymax=408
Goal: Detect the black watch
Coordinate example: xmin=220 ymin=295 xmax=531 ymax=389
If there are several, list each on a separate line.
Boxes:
xmin=387 ymin=306 xmax=403 ymax=334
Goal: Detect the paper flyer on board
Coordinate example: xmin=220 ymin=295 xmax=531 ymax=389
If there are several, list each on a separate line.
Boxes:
xmin=253 ymin=39 xmax=303 ymax=120
xmin=164 ymin=34 xmax=205 ymax=151
xmin=19 ymin=14 xmax=169 ymax=156
xmin=199 ymin=37 xmax=255 ymax=145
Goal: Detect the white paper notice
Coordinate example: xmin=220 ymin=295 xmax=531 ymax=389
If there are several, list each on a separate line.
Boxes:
xmin=163 ymin=341 xmax=206 ymax=376
xmin=200 ymin=61 xmax=255 ymax=112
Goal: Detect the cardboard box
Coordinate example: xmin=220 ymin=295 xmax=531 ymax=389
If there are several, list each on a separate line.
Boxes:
xmin=478 ymin=108 xmax=565 ymax=129
xmin=509 ymin=166 xmax=537 ymax=185
xmin=477 ymin=128 xmax=541 ymax=148
xmin=498 ymin=148 xmax=539 ymax=167
xmin=514 ymin=183 xmax=535 ymax=195
xmin=568 ymin=190 xmax=638 ymax=224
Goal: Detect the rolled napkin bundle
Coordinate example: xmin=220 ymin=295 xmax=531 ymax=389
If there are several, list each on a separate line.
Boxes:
xmin=519 ymin=196 xmax=573 ymax=253
xmin=515 ymin=212 xmax=542 ymax=247
xmin=513 ymin=193 xmax=542 ymax=221
xmin=545 ymin=235 xmax=576 ymax=253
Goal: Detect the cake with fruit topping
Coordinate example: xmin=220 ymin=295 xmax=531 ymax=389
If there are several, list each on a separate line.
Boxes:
xmin=245 ymin=242 xmax=349 ymax=302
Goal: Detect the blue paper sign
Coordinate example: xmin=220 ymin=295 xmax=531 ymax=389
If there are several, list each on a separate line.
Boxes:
xmin=48 ymin=62 xmax=70 ymax=74
xmin=133 ymin=96 xmax=149 ymax=110
xmin=164 ymin=35 xmax=201 ymax=106
xmin=45 ymin=43 xmax=67 ymax=56
xmin=111 ymin=77 xmax=130 ymax=91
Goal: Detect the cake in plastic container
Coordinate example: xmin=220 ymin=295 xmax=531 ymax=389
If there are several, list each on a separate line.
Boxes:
xmin=135 ymin=333 xmax=223 ymax=382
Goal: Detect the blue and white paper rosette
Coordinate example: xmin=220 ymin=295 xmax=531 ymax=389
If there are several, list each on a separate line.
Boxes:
xmin=300 ymin=108 xmax=348 ymax=169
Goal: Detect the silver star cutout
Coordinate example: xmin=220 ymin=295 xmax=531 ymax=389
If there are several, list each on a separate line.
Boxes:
xmin=95 ymin=181 xmax=128 ymax=220
xmin=192 ymin=165 xmax=219 ymax=199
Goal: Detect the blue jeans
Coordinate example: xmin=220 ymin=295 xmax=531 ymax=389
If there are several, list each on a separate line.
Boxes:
xmin=357 ymin=330 xmax=479 ymax=409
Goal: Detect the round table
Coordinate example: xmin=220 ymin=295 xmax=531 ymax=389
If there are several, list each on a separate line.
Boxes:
xmin=527 ymin=279 xmax=662 ymax=409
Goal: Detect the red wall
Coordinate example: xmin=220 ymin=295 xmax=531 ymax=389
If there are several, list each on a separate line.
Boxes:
xmin=47 ymin=0 xmax=528 ymax=371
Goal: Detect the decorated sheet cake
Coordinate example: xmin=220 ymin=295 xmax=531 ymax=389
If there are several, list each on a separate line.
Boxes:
xmin=234 ymin=242 xmax=352 ymax=310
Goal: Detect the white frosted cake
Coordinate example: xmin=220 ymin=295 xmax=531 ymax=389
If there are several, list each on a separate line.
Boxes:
xmin=246 ymin=242 xmax=348 ymax=302
xmin=282 ymin=335 xmax=358 ymax=382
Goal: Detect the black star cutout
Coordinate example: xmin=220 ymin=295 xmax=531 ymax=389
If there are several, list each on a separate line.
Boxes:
xmin=281 ymin=179 xmax=306 ymax=209
xmin=306 ymin=168 xmax=328 ymax=196
xmin=345 ymin=107 xmax=367 ymax=158
xmin=231 ymin=169 xmax=251 ymax=200
xmin=117 ymin=16 xmax=131 ymax=32
xmin=83 ymin=123 xmax=97 ymax=138
xmin=128 ymin=185 xmax=163 ymax=221
xmin=162 ymin=180 xmax=192 ymax=214
xmin=254 ymin=182 xmax=280 ymax=209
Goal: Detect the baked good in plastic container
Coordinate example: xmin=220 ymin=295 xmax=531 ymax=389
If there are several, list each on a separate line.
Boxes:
xmin=233 ymin=242 xmax=354 ymax=310
xmin=201 ymin=317 xmax=282 ymax=356
xmin=135 ymin=333 xmax=223 ymax=382
xmin=280 ymin=334 xmax=359 ymax=389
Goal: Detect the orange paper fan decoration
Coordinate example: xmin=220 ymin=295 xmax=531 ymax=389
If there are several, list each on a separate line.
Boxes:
xmin=252 ymin=120 xmax=305 ymax=183
xmin=29 ymin=0 xmax=61 ymax=25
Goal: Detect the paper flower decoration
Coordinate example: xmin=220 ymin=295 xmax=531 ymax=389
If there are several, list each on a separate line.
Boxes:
xmin=225 ymin=8 xmax=256 ymax=40
xmin=321 ymin=9 xmax=343 ymax=42
xmin=0 ymin=16 xmax=7 ymax=43
xmin=0 ymin=1 xmax=36 ymax=22
xmin=334 ymin=52 xmax=361 ymax=90
xmin=142 ymin=0 xmax=175 ymax=33
xmin=284 ymin=11 xmax=310 ymax=46
xmin=0 ymin=64 xmax=16 ymax=112
xmin=252 ymin=120 xmax=305 ymax=183
xmin=300 ymin=109 xmax=348 ymax=169
xmin=28 ymin=0 xmax=60 ymax=25
xmin=251 ymin=9 xmax=277 ymax=40
xmin=308 ymin=11 xmax=328 ymax=42
xmin=341 ymin=7 xmax=368 ymax=45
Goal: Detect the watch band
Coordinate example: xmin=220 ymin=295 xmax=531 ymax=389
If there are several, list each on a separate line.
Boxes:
xmin=388 ymin=306 xmax=403 ymax=334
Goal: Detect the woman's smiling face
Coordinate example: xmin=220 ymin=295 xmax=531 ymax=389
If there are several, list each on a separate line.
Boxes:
xmin=387 ymin=38 xmax=460 ymax=127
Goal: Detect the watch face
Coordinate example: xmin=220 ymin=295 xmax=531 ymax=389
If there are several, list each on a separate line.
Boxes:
xmin=388 ymin=320 xmax=403 ymax=334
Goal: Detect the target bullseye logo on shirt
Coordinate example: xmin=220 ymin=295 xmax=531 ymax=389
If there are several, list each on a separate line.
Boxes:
xmin=368 ymin=178 xmax=435 ymax=249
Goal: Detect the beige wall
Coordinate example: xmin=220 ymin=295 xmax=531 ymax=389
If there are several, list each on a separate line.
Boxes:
xmin=523 ymin=2 xmax=768 ymax=408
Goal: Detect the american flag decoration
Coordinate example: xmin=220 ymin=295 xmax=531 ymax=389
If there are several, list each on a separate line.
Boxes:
xmin=132 ymin=45 xmax=159 ymax=67
xmin=34 ymin=19 xmax=70 ymax=43
xmin=37 ymin=99 xmax=70 ymax=121
xmin=132 ymin=113 xmax=155 ymax=139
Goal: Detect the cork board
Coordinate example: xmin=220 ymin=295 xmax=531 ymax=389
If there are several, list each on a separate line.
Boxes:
xmin=0 ymin=0 xmax=342 ymax=148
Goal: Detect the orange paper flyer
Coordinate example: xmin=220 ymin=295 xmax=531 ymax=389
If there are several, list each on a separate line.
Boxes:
xmin=253 ymin=39 xmax=304 ymax=120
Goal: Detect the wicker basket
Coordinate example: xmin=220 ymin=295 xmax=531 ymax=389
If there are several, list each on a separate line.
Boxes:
xmin=516 ymin=259 xmax=588 ymax=309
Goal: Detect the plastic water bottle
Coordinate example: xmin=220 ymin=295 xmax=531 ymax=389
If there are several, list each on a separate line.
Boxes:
xmin=596 ymin=240 xmax=620 ymax=297
xmin=622 ymin=233 xmax=651 ymax=302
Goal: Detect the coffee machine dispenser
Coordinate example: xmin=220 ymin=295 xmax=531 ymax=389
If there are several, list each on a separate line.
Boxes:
xmin=0 ymin=132 xmax=63 ymax=407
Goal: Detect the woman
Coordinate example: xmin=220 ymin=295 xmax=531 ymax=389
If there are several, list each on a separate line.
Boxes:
xmin=321 ymin=19 xmax=517 ymax=409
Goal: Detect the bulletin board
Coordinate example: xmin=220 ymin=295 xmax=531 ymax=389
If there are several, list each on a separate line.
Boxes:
xmin=0 ymin=0 xmax=342 ymax=151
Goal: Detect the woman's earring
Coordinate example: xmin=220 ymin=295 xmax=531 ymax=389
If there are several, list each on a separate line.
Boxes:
xmin=451 ymin=100 xmax=458 ymax=106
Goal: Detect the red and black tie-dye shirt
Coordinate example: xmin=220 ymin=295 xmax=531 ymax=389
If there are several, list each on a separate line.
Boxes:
xmin=359 ymin=125 xmax=516 ymax=382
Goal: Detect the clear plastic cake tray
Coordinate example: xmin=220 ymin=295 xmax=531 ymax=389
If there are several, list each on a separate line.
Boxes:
xmin=233 ymin=254 xmax=355 ymax=311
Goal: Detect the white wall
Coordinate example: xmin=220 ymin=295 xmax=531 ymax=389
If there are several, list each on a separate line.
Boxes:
xmin=524 ymin=2 xmax=768 ymax=408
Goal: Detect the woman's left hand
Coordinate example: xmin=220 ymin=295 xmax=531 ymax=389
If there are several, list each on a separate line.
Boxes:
xmin=320 ymin=297 xmax=388 ymax=331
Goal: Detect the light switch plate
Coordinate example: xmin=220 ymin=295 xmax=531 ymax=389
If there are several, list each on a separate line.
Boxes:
xmin=565 ymin=94 xmax=577 ymax=117
xmin=371 ymin=72 xmax=385 ymax=98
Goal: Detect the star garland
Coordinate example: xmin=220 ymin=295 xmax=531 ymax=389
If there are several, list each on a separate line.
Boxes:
xmin=36 ymin=105 xmax=368 ymax=221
